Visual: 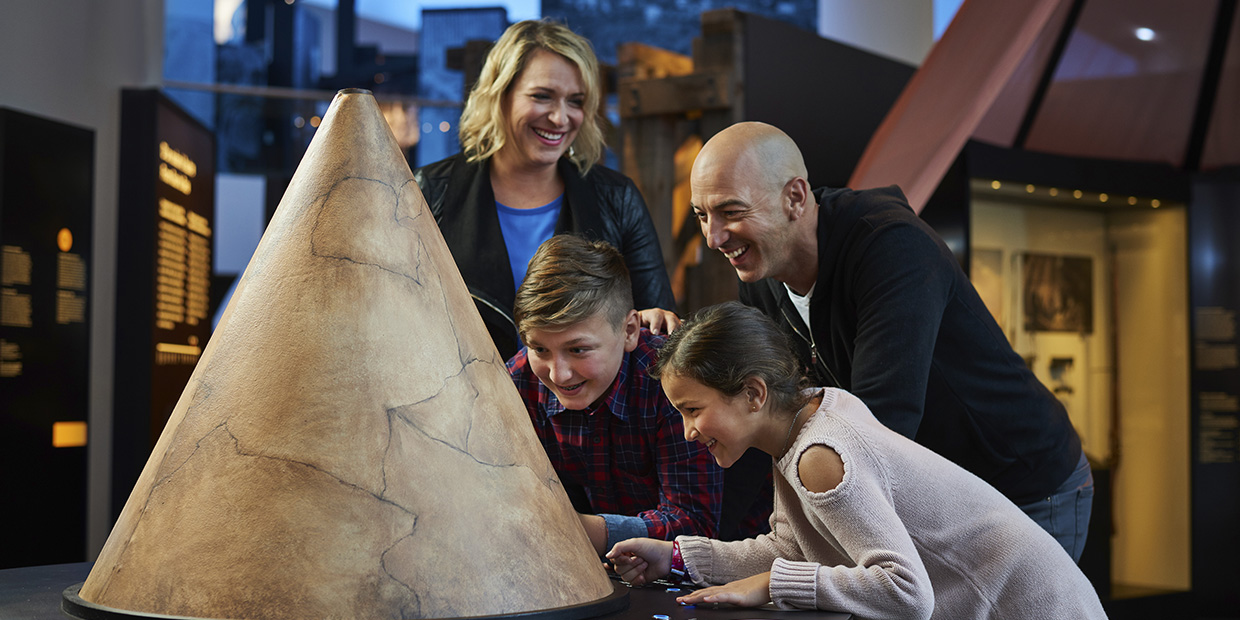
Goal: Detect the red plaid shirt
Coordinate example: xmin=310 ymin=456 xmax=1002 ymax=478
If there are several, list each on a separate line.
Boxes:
xmin=507 ymin=329 xmax=723 ymax=542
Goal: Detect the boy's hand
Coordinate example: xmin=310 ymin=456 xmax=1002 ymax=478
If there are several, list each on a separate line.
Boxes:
xmin=675 ymin=572 xmax=771 ymax=607
xmin=638 ymin=308 xmax=681 ymax=336
xmin=605 ymin=538 xmax=673 ymax=586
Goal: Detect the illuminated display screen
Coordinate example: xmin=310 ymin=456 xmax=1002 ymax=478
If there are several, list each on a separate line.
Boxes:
xmin=113 ymin=89 xmax=216 ymax=521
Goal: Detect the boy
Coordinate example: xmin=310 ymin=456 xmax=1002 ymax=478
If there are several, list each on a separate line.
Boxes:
xmin=507 ymin=234 xmax=723 ymax=554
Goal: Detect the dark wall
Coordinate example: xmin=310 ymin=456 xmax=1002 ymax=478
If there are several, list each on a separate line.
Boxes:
xmin=742 ymin=12 xmax=915 ymax=189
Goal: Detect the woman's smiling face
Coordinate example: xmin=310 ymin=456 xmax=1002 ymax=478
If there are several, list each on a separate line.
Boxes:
xmin=499 ymin=48 xmax=585 ymax=171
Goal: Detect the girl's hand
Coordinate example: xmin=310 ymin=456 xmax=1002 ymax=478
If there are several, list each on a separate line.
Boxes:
xmin=675 ymin=572 xmax=771 ymax=607
xmin=605 ymin=538 xmax=673 ymax=586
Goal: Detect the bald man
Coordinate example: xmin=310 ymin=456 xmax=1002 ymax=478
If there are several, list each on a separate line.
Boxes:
xmin=690 ymin=122 xmax=1093 ymax=562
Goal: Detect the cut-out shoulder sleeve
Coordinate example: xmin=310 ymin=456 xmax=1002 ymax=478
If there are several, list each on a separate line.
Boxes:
xmin=798 ymin=444 xmax=845 ymax=493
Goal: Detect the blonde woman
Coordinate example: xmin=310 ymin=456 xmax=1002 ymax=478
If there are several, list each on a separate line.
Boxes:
xmin=414 ymin=20 xmax=676 ymax=359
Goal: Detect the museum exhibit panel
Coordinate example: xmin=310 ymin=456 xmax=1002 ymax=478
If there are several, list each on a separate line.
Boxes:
xmin=0 ymin=107 xmax=94 ymax=570
xmin=955 ymin=144 xmax=1192 ymax=607
xmin=111 ymin=89 xmax=218 ymax=525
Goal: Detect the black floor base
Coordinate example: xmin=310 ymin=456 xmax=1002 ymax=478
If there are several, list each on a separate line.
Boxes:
xmin=62 ymin=580 xmax=630 ymax=620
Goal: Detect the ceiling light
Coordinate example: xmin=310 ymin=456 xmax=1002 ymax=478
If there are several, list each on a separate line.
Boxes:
xmin=1135 ymin=27 xmax=1155 ymax=41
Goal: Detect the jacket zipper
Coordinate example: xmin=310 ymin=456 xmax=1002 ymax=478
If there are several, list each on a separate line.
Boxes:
xmin=778 ymin=305 xmax=841 ymax=388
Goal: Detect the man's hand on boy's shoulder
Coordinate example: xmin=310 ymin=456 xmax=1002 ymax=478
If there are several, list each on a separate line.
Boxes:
xmin=638 ymin=308 xmax=681 ymax=336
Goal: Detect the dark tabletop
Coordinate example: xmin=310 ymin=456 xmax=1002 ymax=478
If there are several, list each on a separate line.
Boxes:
xmin=0 ymin=563 xmax=849 ymax=620
xmin=1 ymin=561 xmax=93 ymax=619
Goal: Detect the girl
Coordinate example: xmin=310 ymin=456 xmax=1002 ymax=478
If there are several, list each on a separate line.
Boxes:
xmin=608 ymin=302 xmax=1106 ymax=619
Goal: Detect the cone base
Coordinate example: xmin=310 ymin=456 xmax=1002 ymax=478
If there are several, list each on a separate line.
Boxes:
xmin=62 ymin=581 xmax=630 ymax=620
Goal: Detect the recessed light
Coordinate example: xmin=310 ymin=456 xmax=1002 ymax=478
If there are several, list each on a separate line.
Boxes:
xmin=1136 ymin=27 xmax=1155 ymax=41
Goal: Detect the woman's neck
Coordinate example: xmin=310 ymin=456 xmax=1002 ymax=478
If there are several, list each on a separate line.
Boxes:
xmin=489 ymin=150 xmax=565 ymax=209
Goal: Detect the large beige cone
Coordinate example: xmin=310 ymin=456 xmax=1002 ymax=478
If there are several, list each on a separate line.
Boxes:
xmin=78 ymin=90 xmax=616 ymax=619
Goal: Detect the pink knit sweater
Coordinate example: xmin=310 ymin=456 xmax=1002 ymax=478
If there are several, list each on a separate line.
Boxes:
xmin=677 ymin=389 xmax=1107 ymax=620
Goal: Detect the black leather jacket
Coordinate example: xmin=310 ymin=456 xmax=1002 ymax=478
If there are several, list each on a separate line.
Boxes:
xmin=413 ymin=153 xmax=675 ymax=359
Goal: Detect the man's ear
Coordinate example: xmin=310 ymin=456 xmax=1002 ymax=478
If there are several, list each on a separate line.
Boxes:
xmin=743 ymin=376 xmax=769 ymax=413
xmin=784 ymin=176 xmax=812 ymax=220
xmin=622 ymin=309 xmax=640 ymax=352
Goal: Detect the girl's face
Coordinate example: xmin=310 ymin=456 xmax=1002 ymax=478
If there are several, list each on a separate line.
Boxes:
xmin=660 ymin=372 xmax=760 ymax=468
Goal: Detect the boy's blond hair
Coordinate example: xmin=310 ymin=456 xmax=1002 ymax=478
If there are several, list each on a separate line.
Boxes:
xmin=515 ymin=235 xmax=633 ymax=342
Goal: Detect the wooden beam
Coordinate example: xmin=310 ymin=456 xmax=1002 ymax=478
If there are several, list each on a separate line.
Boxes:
xmin=617 ymin=42 xmax=693 ymax=80
xmin=848 ymin=0 xmax=1067 ymax=212
xmin=618 ymin=71 xmax=731 ymax=118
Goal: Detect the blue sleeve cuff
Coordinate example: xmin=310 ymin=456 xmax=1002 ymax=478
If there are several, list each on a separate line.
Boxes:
xmin=601 ymin=514 xmax=649 ymax=548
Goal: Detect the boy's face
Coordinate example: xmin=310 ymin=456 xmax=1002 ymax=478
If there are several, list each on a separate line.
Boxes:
xmin=525 ymin=309 xmax=640 ymax=410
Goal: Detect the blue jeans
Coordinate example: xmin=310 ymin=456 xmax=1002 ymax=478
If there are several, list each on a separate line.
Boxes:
xmin=1018 ymin=452 xmax=1094 ymax=562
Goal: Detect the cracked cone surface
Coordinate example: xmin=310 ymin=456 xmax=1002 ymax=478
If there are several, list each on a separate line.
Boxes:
xmin=80 ymin=90 xmax=612 ymax=619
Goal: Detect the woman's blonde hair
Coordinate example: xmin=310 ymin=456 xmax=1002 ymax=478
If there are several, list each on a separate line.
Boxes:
xmin=457 ymin=19 xmax=604 ymax=175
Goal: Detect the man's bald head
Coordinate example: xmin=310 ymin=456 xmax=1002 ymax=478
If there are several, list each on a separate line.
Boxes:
xmin=689 ymin=122 xmax=820 ymax=293
xmin=692 ymin=122 xmax=809 ymax=196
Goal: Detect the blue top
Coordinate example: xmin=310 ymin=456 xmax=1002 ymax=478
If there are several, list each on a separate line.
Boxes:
xmin=495 ymin=195 xmax=563 ymax=292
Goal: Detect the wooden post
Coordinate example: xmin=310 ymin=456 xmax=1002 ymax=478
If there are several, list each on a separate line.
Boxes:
xmin=618 ymin=10 xmax=746 ymax=313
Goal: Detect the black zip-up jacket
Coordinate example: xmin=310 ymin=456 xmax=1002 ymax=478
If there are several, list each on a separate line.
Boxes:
xmin=413 ymin=153 xmax=675 ymax=359
xmin=740 ymin=186 xmax=1082 ymax=505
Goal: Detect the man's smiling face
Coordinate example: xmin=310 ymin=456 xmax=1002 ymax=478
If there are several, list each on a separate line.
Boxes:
xmin=690 ymin=170 xmax=799 ymax=285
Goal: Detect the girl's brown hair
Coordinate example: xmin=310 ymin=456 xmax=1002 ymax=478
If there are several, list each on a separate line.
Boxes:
xmin=651 ymin=302 xmax=811 ymax=418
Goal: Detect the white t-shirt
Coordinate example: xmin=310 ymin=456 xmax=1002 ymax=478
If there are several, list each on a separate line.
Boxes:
xmin=784 ymin=282 xmax=814 ymax=329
